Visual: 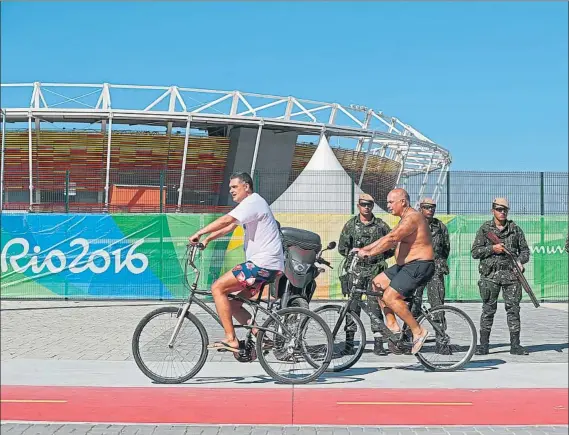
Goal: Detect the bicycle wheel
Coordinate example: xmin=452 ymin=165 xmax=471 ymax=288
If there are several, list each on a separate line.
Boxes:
xmin=313 ymin=304 xmax=366 ymax=372
xmin=256 ymin=307 xmax=333 ymax=384
xmin=415 ymin=305 xmax=477 ymax=372
xmin=132 ymin=306 xmax=209 ymax=384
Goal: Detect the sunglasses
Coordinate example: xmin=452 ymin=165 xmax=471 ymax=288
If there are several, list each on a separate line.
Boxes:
xmin=493 ymin=207 xmax=508 ymax=213
xmin=421 ymin=205 xmax=436 ymax=211
xmin=359 ymin=202 xmax=374 ymax=208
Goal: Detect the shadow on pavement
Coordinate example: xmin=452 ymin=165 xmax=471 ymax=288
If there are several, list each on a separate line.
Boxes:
xmin=181 ymin=376 xmax=246 ymax=385
xmin=179 ymin=367 xmax=387 ymax=386
xmin=489 ymin=342 xmax=568 ymax=354
xmin=394 ymin=358 xmax=506 ymax=372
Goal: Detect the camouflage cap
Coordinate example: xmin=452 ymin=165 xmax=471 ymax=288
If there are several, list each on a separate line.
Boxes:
xmin=420 ymin=197 xmax=436 ymax=206
xmin=492 ymin=197 xmax=510 ymax=209
xmin=358 ymin=193 xmax=374 ymax=203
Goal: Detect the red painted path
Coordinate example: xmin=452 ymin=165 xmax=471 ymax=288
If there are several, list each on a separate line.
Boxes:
xmin=1 ymin=386 xmax=567 ymax=426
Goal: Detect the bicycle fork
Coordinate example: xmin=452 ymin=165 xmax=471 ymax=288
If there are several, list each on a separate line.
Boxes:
xmin=167 ymin=290 xmax=196 ymax=348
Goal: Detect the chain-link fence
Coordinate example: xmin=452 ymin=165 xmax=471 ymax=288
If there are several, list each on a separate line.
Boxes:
xmin=403 ymin=170 xmax=568 ymax=215
xmin=2 ymin=168 xmax=568 ymax=215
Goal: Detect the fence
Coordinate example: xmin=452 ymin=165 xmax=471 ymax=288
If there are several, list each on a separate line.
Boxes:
xmin=2 ymin=169 xmax=567 ymax=215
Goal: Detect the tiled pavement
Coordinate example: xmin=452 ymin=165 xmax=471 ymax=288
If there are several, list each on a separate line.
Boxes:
xmin=0 ymin=423 xmax=568 ymax=435
xmin=1 ymin=300 xmax=567 ymax=364
xmin=1 ymin=299 xmax=567 ymax=435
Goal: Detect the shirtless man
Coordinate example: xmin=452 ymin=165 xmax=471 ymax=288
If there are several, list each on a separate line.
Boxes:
xmin=354 ymin=188 xmax=435 ymax=354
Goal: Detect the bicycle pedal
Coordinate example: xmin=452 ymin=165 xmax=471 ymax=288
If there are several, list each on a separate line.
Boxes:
xmin=233 ymin=340 xmax=257 ymax=363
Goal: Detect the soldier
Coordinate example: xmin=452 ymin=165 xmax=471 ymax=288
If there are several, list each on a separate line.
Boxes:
xmin=471 ymin=197 xmax=530 ymax=356
xmin=338 ymin=193 xmax=394 ymax=356
xmin=411 ymin=198 xmax=451 ymax=354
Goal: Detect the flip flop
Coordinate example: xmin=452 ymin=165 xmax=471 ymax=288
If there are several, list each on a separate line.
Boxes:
xmin=411 ymin=330 xmax=430 ymax=355
xmin=207 ymin=341 xmax=240 ymax=353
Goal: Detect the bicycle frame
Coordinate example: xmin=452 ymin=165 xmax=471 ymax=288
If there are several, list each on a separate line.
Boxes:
xmin=331 ymin=255 xmax=446 ymax=348
xmin=167 ymin=244 xmax=295 ymax=348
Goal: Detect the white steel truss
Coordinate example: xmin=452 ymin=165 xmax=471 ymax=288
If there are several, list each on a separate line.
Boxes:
xmin=0 ymin=82 xmax=452 ymax=208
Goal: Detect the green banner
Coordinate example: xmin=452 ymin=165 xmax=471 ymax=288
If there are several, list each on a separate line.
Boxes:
xmin=1 ymin=213 xmax=567 ymax=301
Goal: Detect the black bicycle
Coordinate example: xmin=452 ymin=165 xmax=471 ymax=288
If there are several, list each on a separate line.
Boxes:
xmin=313 ymin=253 xmax=477 ymax=372
xmin=132 ymin=243 xmax=334 ymax=385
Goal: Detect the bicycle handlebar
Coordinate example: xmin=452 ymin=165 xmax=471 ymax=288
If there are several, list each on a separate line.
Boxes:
xmin=183 ymin=243 xmax=206 ymax=289
xmin=348 ymin=252 xmax=370 ymax=275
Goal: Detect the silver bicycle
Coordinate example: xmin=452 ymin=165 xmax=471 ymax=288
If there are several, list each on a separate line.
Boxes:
xmin=132 ymin=243 xmax=334 ymax=384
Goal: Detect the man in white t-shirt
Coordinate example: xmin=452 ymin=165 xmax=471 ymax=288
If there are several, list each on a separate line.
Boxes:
xmin=189 ymin=172 xmax=284 ymax=353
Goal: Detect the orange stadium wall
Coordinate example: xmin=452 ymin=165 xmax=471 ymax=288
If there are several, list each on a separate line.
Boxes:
xmin=1 ymin=129 xmax=400 ymax=213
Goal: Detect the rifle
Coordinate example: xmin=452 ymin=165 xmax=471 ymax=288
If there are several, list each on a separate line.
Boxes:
xmin=486 ymin=232 xmax=540 ymax=308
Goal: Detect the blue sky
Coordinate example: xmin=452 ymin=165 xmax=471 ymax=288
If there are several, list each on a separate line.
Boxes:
xmin=1 ymin=1 xmax=567 ymax=172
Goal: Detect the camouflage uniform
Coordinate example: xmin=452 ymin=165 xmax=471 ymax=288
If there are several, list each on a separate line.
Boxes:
xmin=411 ymin=218 xmax=450 ymax=342
xmin=338 ymin=214 xmax=394 ymax=350
xmin=471 ymin=219 xmax=530 ymax=354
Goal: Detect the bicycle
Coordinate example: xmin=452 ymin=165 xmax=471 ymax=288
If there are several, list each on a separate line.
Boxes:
xmin=132 ymin=243 xmax=334 ymax=385
xmin=312 ymin=253 xmax=477 ymax=372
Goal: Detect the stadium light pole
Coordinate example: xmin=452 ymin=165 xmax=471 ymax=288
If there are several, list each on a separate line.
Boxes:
xmin=0 ymin=109 xmax=5 ymax=211
xmin=176 ymin=116 xmax=192 ymax=212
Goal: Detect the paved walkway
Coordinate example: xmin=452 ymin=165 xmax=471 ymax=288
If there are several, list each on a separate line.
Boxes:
xmin=2 ymin=300 xmax=567 ymax=365
xmin=1 ymin=300 xmax=568 ymax=433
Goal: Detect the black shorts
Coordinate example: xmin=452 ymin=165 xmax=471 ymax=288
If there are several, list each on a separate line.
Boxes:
xmin=384 ymin=260 xmax=435 ymax=299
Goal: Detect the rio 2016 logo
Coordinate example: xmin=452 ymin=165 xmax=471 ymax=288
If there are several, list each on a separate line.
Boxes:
xmin=1 ymin=238 xmax=149 ymax=275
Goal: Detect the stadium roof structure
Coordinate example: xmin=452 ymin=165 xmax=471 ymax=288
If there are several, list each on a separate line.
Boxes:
xmin=0 ymin=82 xmax=452 ymax=204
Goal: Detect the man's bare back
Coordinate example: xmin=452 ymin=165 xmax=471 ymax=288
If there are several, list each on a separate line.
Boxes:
xmin=394 ymin=208 xmax=435 ymax=265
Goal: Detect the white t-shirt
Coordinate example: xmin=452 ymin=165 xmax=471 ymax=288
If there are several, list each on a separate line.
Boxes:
xmin=228 ymin=193 xmax=284 ymax=271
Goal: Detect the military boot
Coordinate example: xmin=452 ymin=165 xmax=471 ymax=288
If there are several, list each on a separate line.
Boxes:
xmin=475 ymin=330 xmax=490 ymax=355
xmin=509 ymin=331 xmax=529 ymax=355
xmin=373 ymin=336 xmax=388 ymax=356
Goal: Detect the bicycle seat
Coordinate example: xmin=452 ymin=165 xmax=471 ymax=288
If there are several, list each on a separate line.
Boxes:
xmin=258 ymin=271 xmax=283 ymax=298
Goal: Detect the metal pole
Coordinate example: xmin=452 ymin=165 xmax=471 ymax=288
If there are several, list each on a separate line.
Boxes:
xmin=28 ymin=115 xmax=33 ymax=210
xmin=103 ymin=115 xmax=113 ymax=210
xmin=431 ymin=162 xmax=446 ymax=201
xmin=250 ymin=120 xmax=264 ymax=175
xmin=177 ymin=117 xmax=191 ymax=212
xmin=395 ymin=147 xmax=409 ymax=187
xmin=415 ymin=156 xmax=434 ymax=207
xmin=445 ymin=168 xmax=451 ymax=214
xmin=65 ymin=170 xmax=70 ymax=213
xmin=539 ymin=171 xmax=545 ymax=301
xmin=355 ymin=111 xmax=373 ymax=152
xmin=358 ymin=133 xmax=375 ymax=187
xmin=0 ymin=110 xmax=5 ymax=211
xmin=159 ymin=170 xmax=164 ymax=214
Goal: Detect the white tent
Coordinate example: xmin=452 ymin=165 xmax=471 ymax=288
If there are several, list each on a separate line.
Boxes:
xmin=270 ymin=135 xmax=385 ymax=213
